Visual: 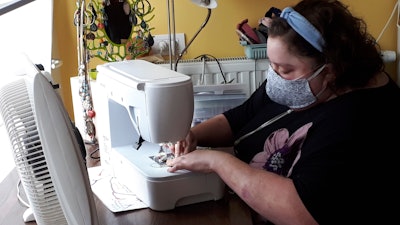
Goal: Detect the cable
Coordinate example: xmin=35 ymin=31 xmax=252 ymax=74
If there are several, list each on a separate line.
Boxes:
xmin=175 ymin=8 xmax=212 ymax=71
xmin=397 ymin=1 xmax=400 ymax=29
xmin=89 ymin=146 xmax=100 ymax=160
xmin=375 ymin=1 xmax=398 ymax=43
xmin=234 ymin=109 xmax=293 ymax=146
xmin=84 ymin=140 xmax=100 ymax=160
xmin=194 ymin=54 xmax=228 ymax=84
xmin=17 ymin=179 xmax=30 ymax=208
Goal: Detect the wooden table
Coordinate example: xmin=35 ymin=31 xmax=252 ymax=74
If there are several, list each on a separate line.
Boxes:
xmin=0 ymin=168 xmax=254 ymax=225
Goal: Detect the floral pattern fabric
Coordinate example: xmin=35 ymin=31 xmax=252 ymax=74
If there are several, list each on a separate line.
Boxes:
xmin=249 ymin=122 xmax=313 ymax=177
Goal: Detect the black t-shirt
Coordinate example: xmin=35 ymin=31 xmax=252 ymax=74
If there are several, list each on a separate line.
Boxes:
xmin=223 ymin=76 xmax=400 ymax=224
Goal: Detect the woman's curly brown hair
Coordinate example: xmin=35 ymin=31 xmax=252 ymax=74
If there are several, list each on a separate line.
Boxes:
xmin=268 ymin=0 xmax=383 ymax=91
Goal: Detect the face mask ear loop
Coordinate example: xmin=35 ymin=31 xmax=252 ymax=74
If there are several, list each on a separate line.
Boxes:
xmin=315 ymin=81 xmax=327 ymax=98
xmin=307 ymin=64 xmax=326 ymax=81
xmin=314 ymin=71 xmax=332 ymax=99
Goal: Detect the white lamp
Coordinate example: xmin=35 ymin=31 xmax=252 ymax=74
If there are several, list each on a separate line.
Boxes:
xmin=192 ymin=0 xmax=217 ymax=9
xmin=0 ymin=0 xmax=34 ymax=16
xmin=165 ymin=0 xmax=217 ymax=71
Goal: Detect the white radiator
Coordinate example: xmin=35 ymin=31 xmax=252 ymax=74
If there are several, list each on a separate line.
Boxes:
xmin=157 ymin=57 xmax=270 ymax=97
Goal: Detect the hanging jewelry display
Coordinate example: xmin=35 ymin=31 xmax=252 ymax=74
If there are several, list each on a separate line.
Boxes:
xmin=74 ymin=0 xmax=97 ymax=143
xmin=72 ymin=0 xmax=155 ymax=143
xmin=85 ymin=0 xmax=155 ymax=62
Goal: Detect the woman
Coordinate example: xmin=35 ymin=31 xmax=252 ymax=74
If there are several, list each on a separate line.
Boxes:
xmin=167 ymin=0 xmax=400 ymax=224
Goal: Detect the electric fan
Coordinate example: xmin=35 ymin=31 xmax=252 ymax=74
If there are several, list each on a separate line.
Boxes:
xmin=0 ymin=57 xmax=99 ymax=225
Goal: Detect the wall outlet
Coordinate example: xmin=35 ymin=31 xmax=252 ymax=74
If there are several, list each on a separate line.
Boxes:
xmin=150 ymin=33 xmax=186 ymax=56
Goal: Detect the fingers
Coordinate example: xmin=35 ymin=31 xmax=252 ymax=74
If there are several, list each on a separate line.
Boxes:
xmin=165 ymin=142 xmax=176 ymax=155
xmin=174 ymin=141 xmax=183 ymax=157
xmin=166 ymin=158 xmax=175 ymax=172
xmin=173 ymin=140 xmax=190 ymax=157
xmin=165 ymin=142 xmax=183 ymax=156
xmin=167 ymin=165 xmax=178 ymax=173
xmin=166 ymin=156 xmax=185 ymax=172
xmin=166 ymin=132 xmax=195 ymax=157
xmin=166 ymin=130 xmax=196 ymax=157
xmin=167 ymin=159 xmax=177 ymax=172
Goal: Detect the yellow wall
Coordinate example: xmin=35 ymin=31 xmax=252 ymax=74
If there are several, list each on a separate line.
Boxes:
xmin=54 ymin=0 xmax=398 ymax=120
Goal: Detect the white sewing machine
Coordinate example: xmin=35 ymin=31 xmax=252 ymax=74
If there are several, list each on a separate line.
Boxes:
xmin=94 ymin=59 xmax=225 ymax=211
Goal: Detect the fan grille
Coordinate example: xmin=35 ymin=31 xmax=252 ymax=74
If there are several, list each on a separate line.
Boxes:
xmin=0 ymin=78 xmax=68 ymax=224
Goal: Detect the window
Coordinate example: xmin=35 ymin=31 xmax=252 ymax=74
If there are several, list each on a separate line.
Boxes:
xmin=0 ymin=0 xmax=53 ymax=76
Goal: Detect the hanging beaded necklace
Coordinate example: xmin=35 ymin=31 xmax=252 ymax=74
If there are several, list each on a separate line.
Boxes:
xmin=75 ymin=0 xmax=97 ymax=143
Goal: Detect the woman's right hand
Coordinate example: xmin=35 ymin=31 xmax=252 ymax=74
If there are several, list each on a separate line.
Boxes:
xmin=168 ymin=130 xmax=197 ymax=157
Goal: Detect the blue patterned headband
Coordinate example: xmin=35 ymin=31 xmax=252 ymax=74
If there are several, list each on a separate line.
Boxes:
xmin=280 ymin=7 xmax=325 ymax=52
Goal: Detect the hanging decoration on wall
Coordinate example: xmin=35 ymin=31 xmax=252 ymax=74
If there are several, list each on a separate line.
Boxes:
xmin=72 ymin=0 xmax=155 ymax=143
xmin=84 ymin=0 xmax=155 ymax=62
xmin=74 ymin=0 xmax=97 ymax=143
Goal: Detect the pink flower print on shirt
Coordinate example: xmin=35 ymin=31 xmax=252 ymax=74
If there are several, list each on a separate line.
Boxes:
xmin=249 ymin=122 xmax=313 ymax=177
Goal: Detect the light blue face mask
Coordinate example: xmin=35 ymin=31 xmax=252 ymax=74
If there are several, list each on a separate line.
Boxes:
xmin=266 ymin=64 xmax=326 ymax=109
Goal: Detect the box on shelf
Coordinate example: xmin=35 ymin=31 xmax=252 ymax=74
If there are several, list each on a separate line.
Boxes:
xmin=240 ymin=41 xmax=267 ymax=59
